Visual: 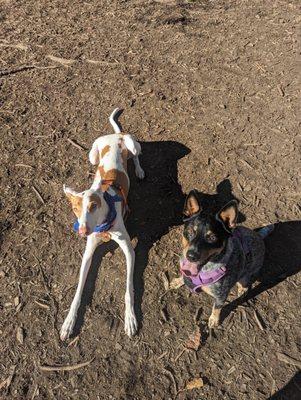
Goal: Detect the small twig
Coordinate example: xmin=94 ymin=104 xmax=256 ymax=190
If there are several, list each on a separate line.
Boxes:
xmin=163 ymin=367 xmax=178 ymax=394
xmin=277 ymin=85 xmax=285 ymax=96
xmin=32 ymin=186 xmax=45 ymax=204
xmin=46 ymin=55 xmax=76 ymax=67
xmin=0 ymin=64 xmax=59 ymax=77
xmin=31 ymin=384 xmax=39 ymax=399
xmin=157 ymin=351 xmax=168 ymax=361
xmin=174 ymin=348 xmax=186 ymax=362
xmin=15 ymin=163 xmax=34 ymax=169
xmin=67 ymin=336 xmax=79 ymax=347
xmin=67 ymin=138 xmax=87 ymax=151
xmin=34 ymin=300 xmax=50 ymax=310
xmin=253 ymin=309 xmax=264 ymax=331
xmin=277 ymin=352 xmax=301 ymax=369
xmin=39 ymin=357 xmax=95 ymax=372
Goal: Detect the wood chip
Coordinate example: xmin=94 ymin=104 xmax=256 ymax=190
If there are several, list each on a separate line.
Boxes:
xmin=66 ymin=138 xmax=87 ymax=151
xmin=0 ymin=365 xmax=16 ymax=390
xmin=15 ymin=163 xmax=34 ymax=168
xmin=17 ymin=326 xmax=24 ymax=344
xmin=185 ymin=377 xmax=204 ymax=390
xmin=39 ymin=357 xmax=95 ymax=372
xmin=32 ymin=186 xmax=45 ymax=204
xmin=67 ymin=336 xmax=79 ymax=347
xmin=169 ymin=276 xmax=184 ymax=290
xmin=174 ymin=348 xmax=186 ymax=362
xmin=277 ymin=85 xmax=285 ymax=96
xmin=46 ymin=55 xmax=75 ymax=67
xmin=185 ymin=327 xmax=201 ymax=351
xmin=163 ymin=367 xmax=178 ymax=394
xmin=276 ymin=352 xmax=301 ymax=369
xmin=161 ymin=272 xmax=170 ymax=291
xmin=253 ymin=309 xmax=264 ymax=331
xmin=160 ymin=308 xmax=168 ymax=322
xmin=34 ymin=300 xmax=50 ymax=310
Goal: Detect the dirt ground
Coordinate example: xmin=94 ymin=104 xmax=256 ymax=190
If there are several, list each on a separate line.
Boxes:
xmin=1 ymin=0 xmax=301 ymax=399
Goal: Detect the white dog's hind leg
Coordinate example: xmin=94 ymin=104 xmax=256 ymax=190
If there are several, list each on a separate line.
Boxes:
xmin=111 ymin=226 xmax=137 ymax=337
xmin=133 ymin=155 xmax=145 ymax=179
xmin=123 ymin=135 xmax=145 ymax=179
xmin=60 ymin=234 xmax=101 ymax=341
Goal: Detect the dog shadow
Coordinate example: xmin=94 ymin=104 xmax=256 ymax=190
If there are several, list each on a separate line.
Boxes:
xmin=193 ymin=179 xmax=246 ymax=223
xmin=220 ymin=219 xmax=301 ymax=323
xmin=72 ymin=140 xmax=190 ymax=337
xmin=267 ymin=372 xmax=301 ymax=400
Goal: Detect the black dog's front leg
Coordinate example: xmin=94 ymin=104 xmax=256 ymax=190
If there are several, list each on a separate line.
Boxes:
xmin=208 ymin=295 xmax=228 ymax=329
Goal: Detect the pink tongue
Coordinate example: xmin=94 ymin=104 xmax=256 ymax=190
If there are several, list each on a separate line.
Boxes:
xmin=181 ymin=259 xmax=200 ymax=276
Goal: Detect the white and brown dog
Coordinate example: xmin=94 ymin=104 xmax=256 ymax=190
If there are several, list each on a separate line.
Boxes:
xmin=60 ymin=108 xmax=145 ymax=341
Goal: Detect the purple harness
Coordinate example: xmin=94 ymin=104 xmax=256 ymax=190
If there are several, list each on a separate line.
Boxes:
xmin=180 ymin=228 xmax=249 ymax=294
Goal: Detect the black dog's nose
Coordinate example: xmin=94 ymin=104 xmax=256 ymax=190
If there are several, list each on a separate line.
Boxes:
xmin=186 ymin=250 xmax=199 ymax=262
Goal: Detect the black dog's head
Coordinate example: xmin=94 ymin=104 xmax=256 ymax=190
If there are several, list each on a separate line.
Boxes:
xmin=182 ymin=190 xmax=238 ymax=266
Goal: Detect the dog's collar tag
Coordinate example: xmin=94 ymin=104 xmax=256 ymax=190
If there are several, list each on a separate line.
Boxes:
xmin=73 ymin=191 xmax=122 ymax=234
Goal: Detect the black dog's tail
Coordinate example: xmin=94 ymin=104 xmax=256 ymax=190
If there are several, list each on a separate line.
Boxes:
xmin=258 ymin=224 xmax=275 ymax=238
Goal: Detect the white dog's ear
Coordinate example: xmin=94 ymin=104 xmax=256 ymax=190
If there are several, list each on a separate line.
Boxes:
xmin=63 ymin=185 xmax=83 ymax=200
xmin=89 ymin=140 xmax=99 ymax=165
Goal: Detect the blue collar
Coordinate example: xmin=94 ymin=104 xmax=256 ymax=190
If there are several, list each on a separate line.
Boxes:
xmin=73 ymin=191 xmax=122 ymax=234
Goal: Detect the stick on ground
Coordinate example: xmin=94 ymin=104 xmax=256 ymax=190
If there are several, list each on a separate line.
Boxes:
xmin=39 ymin=357 xmax=95 ymax=372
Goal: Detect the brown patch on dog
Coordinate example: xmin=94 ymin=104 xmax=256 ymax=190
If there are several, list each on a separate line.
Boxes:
xmin=100 ymin=145 xmax=111 ymax=159
xmin=97 ymin=165 xmax=129 ymax=198
xmin=65 ymin=194 xmax=83 ymax=218
xmin=87 ymin=193 xmax=102 ymax=212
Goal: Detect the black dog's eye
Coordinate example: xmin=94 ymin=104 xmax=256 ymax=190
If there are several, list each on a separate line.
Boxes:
xmin=206 ymin=233 xmax=217 ymax=243
xmin=186 ymin=226 xmax=196 ymax=238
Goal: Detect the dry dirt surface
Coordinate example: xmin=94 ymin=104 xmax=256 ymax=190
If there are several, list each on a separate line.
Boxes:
xmin=1 ymin=0 xmax=301 ymax=399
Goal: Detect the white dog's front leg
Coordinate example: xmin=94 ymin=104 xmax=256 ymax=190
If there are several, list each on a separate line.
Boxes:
xmin=60 ymin=234 xmax=101 ymax=341
xmin=111 ymin=228 xmax=137 ymax=337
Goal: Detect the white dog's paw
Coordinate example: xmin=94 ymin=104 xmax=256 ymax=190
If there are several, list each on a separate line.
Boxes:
xmin=135 ymin=166 xmax=145 ymax=180
xmin=124 ymin=308 xmax=138 ymax=337
xmin=60 ymin=313 xmax=76 ymax=341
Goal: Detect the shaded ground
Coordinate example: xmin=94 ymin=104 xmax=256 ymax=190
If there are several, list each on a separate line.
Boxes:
xmin=0 ymin=0 xmax=300 ymax=399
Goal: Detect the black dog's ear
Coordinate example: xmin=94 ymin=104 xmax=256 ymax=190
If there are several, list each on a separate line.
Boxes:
xmin=183 ymin=190 xmax=201 ymax=217
xmin=216 ymin=200 xmax=238 ymax=232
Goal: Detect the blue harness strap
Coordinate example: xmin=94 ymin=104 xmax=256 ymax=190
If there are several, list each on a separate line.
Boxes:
xmin=73 ymin=191 xmax=122 ymax=234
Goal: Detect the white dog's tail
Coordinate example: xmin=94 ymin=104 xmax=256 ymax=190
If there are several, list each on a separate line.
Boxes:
xmin=109 ymin=108 xmax=122 ymax=134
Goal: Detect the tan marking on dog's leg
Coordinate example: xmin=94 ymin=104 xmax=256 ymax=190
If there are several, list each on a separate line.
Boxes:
xmin=182 ymin=236 xmax=189 ymax=258
xmin=237 ymin=282 xmax=249 ymax=297
xmin=100 ymin=145 xmax=111 ymax=159
xmin=208 ymin=305 xmax=221 ymax=328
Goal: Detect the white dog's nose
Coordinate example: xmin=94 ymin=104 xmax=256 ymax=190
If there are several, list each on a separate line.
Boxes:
xmin=78 ymin=224 xmax=90 ymax=236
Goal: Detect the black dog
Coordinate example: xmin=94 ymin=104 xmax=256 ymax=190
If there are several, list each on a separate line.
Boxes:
xmin=181 ymin=190 xmax=273 ymax=328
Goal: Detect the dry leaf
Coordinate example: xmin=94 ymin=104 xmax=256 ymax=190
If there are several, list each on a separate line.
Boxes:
xmin=14 ymin=296 xmax=20 ymax=307
xmin=185 ymin=327 xmax=201 ymax=351
xmin=169 ymin=276 xmax=184 ymax=290
xmin=186 ymin=377 xmax=204 ymax=390
xmin=16 ymin=327 xmax=24 ymax=344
